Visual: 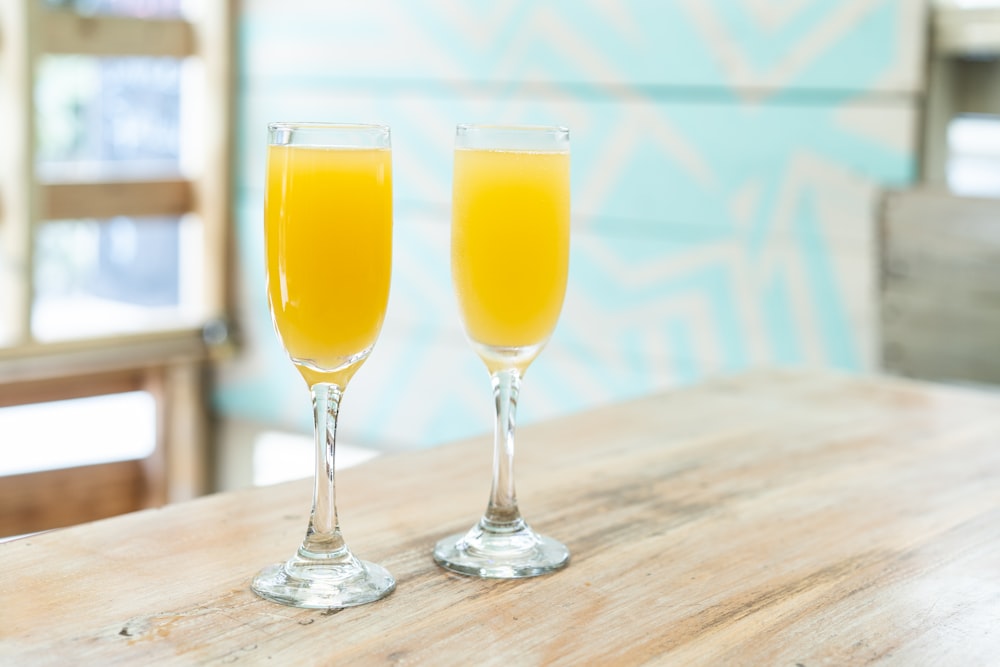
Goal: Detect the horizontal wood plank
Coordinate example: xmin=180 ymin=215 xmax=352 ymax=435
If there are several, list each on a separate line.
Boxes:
xmin=879 ymin=188 xmax=1000 ymax=384
xmin=42 ymin=179 xmax=194 ymax=221
xmin=0 ymin=328 xmax=210 ymax=384
xmin=0 ymin=366 xmax=145 ymax=407
xmin=884 ymin=339 xmax=1000 ymax=384
xmin=2 ymin=370 xmax=1000 ymax=664
xmin=0 ymin=460 xmax=149 ymax=538
xmin=241 ymin=0 xmax=927 ymax=92
xmin=41 ymin=11 xmax=194 ymax=57
xmin=934 ymin=7 xmax=1000 ymax=56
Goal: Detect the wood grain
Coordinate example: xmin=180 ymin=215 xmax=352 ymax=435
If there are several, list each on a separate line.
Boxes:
xmin=0 ymin=461 xmax=149 ymax=538
xmin=41 ymin=11 xmax=194 ymax=57
xmin=42 ymin=180 xmax=194 ymax=220
xmin=2 ymin=369 xmax=1000 ymax=665
xmin=880 ymin=188 xmax=1000 ymax=385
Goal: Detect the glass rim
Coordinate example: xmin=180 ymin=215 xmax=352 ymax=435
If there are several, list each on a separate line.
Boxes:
xmin=268 ymin=121 xmax=390 ymax=133
xmin=455 ymin=124 xmax=569 ymax=152
xmin=456 ymin=123 xmax=569 ymax=136
xmin=268 ymin=122 xmax=390 ymax=148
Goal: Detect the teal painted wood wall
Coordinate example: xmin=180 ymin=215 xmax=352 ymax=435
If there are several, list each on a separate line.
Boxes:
xmin=218 ymin=0 xmax=927 ymax=449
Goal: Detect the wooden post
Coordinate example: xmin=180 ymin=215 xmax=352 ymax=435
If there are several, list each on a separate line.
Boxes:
xmin=0 ymin=0 xmax=39 ymax=346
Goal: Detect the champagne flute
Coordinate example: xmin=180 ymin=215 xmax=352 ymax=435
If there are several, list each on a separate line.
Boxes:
xmin=434 ymin=124 xmax=571 ymax=578
xmin=252 ymin=122 xmax=395 ymax=608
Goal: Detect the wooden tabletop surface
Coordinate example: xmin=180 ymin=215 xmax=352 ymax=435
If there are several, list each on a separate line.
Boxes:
xmin=3 ymin=369 xmax=1000 ymax=665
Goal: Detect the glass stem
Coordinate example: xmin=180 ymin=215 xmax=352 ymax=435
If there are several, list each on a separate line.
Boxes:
xmin=482 ymin=368 xmax=526 ymax=533
xmin=301 ymin=382 xmax=348 ymax=559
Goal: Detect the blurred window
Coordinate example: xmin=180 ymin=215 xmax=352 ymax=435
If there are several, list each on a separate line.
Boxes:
xmin=0 ymin=0 xmax=232 ymax=536
xmin=947 ymin=114 xmax=1000 ymax=196
xmin=0 ymin=391 xmax=156 ymax=476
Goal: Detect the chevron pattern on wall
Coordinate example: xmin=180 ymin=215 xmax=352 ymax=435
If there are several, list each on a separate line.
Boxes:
xmin=218 ymin=0 xmax=926 ymax=449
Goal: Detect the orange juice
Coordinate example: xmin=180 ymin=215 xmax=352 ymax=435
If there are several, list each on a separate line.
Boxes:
xmin=452 ymin=147 xmax=569 ymax=353
xmin=265 ymin=144 xmax=392 ymax=387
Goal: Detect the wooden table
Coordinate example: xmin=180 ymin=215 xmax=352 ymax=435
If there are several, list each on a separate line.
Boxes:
xmin=3 ymin=370 xmax=1000 ymax=665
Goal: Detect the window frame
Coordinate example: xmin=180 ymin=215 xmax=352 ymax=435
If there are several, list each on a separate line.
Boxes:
xmin=0 ymin=0 xmax=235 ymax=536
xmin=922 ymin=3 xmax=1000 ymax=183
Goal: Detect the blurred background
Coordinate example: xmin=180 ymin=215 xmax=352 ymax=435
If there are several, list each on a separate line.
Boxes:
xmin=1 ymin=0 xmax=998 ymax=537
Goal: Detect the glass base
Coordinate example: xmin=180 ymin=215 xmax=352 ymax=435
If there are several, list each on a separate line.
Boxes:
xmin=433 ymin=520 xmax=569 ymax=579
xmin=252 ymin=551 xmax=395 ymax=609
